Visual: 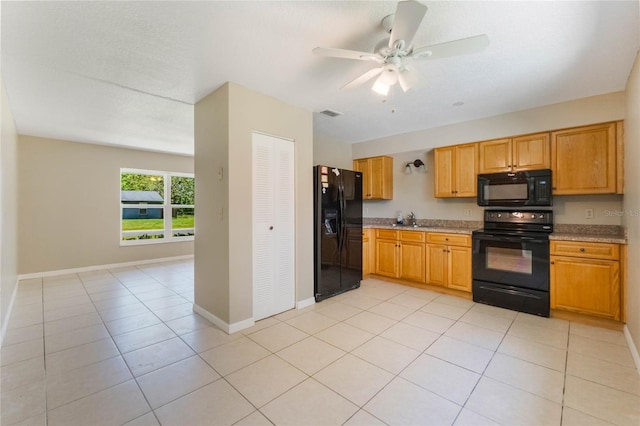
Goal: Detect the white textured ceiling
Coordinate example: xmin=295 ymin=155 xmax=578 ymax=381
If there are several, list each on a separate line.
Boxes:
xmin=2 ymin=1 xmax=639 ymax=155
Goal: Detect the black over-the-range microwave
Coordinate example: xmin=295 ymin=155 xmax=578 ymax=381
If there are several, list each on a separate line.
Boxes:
xmin=477 ymin=169 xmax=552 ymax=207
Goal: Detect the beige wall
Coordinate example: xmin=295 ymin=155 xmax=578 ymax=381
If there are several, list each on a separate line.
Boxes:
xmin=194 ymin=84 xmax=231 ymax=324
xmin=313 ymin=132 xmax=353 ymax=170
xmin=623 ymin=50 xmax=640 ymax=362
xmin=353 ymin=92 xmax=626 ymax=226
xmin=195 ymin=82 xmax=313 ymax=328
xmin=1 ymin=79 xmax=19 ymax=341
xmin=353 ymin=92 xmax=625 ymax=158
xmin=18 ymin=136 xmax=194 ymax=274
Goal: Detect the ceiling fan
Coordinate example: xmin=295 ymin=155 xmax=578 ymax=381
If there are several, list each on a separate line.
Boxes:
xmin=313 ymin=0 xmax=489 ymax=96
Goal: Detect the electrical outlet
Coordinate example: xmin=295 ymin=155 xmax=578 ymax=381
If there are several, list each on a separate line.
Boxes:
xmin=464 ymin=209 xmax=472 ymax=216
xmin=585 ymin=208 xmax=594 ymax=219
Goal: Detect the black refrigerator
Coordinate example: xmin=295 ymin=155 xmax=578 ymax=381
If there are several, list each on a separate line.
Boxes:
xmin=313 ymin=165 xmax=363 ymax=302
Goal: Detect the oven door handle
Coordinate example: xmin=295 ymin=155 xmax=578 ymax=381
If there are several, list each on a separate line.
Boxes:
xmin=474 ymin=234 xmax=548 ymax=244
xmin=477 ymin=285 xmax=542 ymax=299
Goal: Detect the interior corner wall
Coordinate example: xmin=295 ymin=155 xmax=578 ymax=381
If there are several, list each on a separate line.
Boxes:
xmin=313 ymin=132 xmax=353 ymax=170
xmin=227 ymin=82 xmax=313 ymax=325
xmin=622 ymin=49 xmax=640 ymax=361
xmin=17 ymin=136 xmax=194 ymax=275
xmin=194 ymin=82 xmax=313 ymax=328
xmin=194 ymin=84 xmax=231 ymax=324
xmin=1 ymin=78 xmax=19 ymax=342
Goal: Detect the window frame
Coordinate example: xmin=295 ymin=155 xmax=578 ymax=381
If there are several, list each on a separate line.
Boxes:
xmin=120 ymin=168 xmax=195 ymax=246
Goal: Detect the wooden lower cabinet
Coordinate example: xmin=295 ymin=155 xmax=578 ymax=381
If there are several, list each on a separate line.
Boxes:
xmin=448 ymin=245 xmax=472 ymax=292
xmin=375 ymin=237 xmax=399 ymax=278
xmin=374 ymin=230 xmax=426 ymax=283
xmin=400 ymin=241 xmax=426 ymax=283
xmin=550 ymin=241 xmax=621 ymax=321
xmin=426 ymin=235 xmax=472 ymax=292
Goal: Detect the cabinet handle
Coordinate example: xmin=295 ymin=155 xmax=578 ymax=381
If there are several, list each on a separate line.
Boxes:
xmin=445 ymin=238 xmax=449 ymax=241
xmin=579 ymin=248 xmax=585 ymax=252
xmin=269 ymin=226 xmax=274 ymax=230
xmin=550 ymin=261 xmax=555 ymax=265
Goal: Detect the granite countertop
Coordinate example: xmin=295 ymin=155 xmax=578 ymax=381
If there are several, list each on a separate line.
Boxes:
xmin=549 ymin=232 xmax=627 ymax=244
xmin=549 ymin=224 xmax=627 ymax=244
xmin=364 ymin=220 xmax=627 ymax=243
xmin=363 ymin=224 xmax=477 ymax=235
xmin=363 ymin=219 xmax=481 ymax=235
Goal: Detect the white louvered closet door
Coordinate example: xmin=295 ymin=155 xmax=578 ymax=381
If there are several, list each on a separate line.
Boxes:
xmin=252 ymin=132 xmax=295 ymax=321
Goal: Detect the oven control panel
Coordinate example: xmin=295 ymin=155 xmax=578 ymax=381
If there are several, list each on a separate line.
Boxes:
xmin=484 ymin=210 xmax=553 ymax=225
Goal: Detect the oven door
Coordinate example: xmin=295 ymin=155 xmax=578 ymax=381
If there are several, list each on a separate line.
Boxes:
xmin=472 ymin=232 xmax=549 ymax=291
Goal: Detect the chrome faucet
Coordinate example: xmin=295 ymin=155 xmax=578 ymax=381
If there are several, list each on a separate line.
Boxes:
xmin=408 ymin=212 xmax=417 ymax=226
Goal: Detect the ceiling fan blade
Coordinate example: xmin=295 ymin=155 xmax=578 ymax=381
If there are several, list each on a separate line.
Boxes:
xmin=412 ymin=34 xmax=490 ymax=60
xmin=388 ymin=0 xmax=428 ymax=48
xmin=313 ymin=47 xmax=382 ymax=62
xmin=398 ymin=66 xmax=420 ymax=92
xmin=342 ymin=67 xmax=383 ymax=90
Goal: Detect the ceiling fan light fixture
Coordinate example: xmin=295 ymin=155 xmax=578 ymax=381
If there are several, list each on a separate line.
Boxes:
xmin=372 ymin=80 xmax=390 ymax=96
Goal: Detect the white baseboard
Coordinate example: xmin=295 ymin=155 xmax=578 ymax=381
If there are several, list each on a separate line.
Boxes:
xmin=1 ymin=278 xmax=20 ymax=347
xmin=296 ymin=297 xmax=316 ymax=310
xmin=18 ymin=255 xmax=194 ymax=280
xmin=623 ymin=325 xmax=640 ymax=374
xmin=193 ymin=303 xmax=255 ymax=334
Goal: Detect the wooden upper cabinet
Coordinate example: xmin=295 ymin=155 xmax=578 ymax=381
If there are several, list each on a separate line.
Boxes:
xmin=513 ymin=133 xmax=551 ymax=171
xmin=353 ymin=156 xmax=393 ymax=200
xmin=478 ymin=138 xmax=511 ymax=173
xmin=434 ymin=143 xmax=477 ymax=198
xmin=551 ymin=122 xmax=620 ymax=195
xmin=478 ymin=133 xmax=550 ymax=174
xmin=434 ymin=146 xmax=455 ymax=197
xmin=456 ymin=143 xmax=478 ymax=196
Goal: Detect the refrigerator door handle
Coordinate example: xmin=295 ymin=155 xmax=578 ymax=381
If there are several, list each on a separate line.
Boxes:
xmin=336 ymin=182 xmax=342 ymax=251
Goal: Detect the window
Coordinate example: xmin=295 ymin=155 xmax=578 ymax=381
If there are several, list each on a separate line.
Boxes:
xmin=120 ymin=168 xmax=195 ymax=245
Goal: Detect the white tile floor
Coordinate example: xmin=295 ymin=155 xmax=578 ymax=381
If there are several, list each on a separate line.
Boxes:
xmin=2 ymin=259 xmax=640 ymax=426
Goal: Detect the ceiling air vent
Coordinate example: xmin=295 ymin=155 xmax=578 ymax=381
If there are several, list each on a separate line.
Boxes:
xmin=319 ymin=109 xmax=343 ymax=118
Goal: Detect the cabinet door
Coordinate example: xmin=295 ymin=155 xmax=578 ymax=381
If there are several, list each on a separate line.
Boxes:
xmin=400 ymin=241 xmax=426 ymax=283
xmin=478 ymin=138 xmax=511 ymax=173
xmin=551 ymin=123 xmax=616 ymax=194
xmin=550 ymin=256 xmax=620 ymax=320
xmin=448 ymin=246 xmax=472 ymax=292
xmin=513 ymin=133 xmax=550 ymax=171
xmin=369 ymin=157 xmax=385 ymax=199
xmin=353 ymin=159 xmax=371 ymax=199
xmin=455 ymin=143 xmax=478 ymax=197
xmin=375 ymin=239 xmax=398 ymax=278
xmin=434 ymin=147 xmax=455 ymax=198
xmin=426 ymin=244 xmax=447 ymax=286
xmin=362 ymin=230 xmax=370 ymax=276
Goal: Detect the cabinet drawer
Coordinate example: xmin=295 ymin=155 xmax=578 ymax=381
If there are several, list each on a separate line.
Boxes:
xmin=400 ymin=231 xmax=426 ymax=242
xmin=376 ymin=229 xmax=398 ymax=240
xmin=550 ymin=241 xmax=619 ymax=260
xmin=426 ymin=233 xmax=471 ymax=247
